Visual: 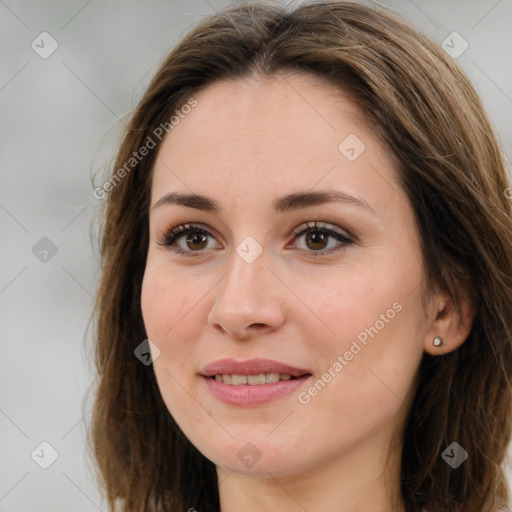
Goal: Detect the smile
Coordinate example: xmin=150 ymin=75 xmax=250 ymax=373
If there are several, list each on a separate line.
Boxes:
xmin=212 ymin=373 xmax=295 ymax=385
xmin=200 ymin=357 xmax=313 ymax=406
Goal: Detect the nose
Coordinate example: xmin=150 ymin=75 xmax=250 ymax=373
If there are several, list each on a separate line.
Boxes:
xmin=207 ymin=248 xmax=286 ymax=340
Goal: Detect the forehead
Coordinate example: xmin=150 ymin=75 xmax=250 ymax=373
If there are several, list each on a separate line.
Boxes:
xmin=150 ymin=73 xmax=399 ymax=213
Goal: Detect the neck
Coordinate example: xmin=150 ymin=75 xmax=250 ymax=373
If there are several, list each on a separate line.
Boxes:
xmin=216 ymin=429 xmax=406 ymax=512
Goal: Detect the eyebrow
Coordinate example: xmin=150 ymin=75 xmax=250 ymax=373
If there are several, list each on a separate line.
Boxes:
xmin=151 ymin=190 xmax=376 ymax=215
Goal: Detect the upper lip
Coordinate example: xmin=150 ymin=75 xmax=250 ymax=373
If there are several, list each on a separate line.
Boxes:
xmin=201 ymin=358 xmax=311 ymax=378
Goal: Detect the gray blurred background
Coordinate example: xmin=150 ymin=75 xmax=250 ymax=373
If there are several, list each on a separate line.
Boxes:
xmin=1 ymin=0 xmax=511 ymax=510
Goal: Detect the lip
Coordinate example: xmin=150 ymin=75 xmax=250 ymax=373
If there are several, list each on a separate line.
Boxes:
xmin=201 ymin=358 xmax=311 ymax=378
xmin=200 ymin=358 xmax=313 ymax=407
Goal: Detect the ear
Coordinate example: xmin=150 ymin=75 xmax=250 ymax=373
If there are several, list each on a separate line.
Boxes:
xmin=423 ymin=289 xmax=475 ymax=356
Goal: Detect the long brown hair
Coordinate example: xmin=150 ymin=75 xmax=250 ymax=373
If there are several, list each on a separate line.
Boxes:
xmin=88 ymin=2 xmax=512 ymax=511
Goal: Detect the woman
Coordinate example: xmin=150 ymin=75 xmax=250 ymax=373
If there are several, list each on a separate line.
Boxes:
xmin=89 ymin=1 xmax=512 ymax=511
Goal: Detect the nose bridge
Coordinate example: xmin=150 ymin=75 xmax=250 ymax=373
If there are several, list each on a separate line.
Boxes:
xmin=208 ymin=241 xmax=286 ymax=337
xmin=217 ymin=245 xmax=267 ymax=307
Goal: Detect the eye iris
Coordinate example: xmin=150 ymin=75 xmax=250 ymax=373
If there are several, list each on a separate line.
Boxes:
xmin=186 ymin=232 xmax=208 ymax=250
xmin=306 ymin=231 xmax=328 ymax=250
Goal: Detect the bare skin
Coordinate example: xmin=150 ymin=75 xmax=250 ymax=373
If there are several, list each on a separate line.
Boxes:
xmin=141 ymin=73 xmax=474 ymax=512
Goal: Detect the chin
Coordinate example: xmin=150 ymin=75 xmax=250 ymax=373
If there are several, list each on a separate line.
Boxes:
xmin=192 ymin=432 xmax=309 ymax=478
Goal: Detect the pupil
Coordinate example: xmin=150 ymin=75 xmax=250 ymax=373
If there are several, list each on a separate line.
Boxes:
xmin=306 ymin=232 xmax=327 ymax=250
xmin=187 ymin=232 xmax=207 ymax=250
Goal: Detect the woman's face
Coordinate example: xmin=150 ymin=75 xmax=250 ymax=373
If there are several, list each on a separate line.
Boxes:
xmin=141 ymin=74 xmax=430 ymax=478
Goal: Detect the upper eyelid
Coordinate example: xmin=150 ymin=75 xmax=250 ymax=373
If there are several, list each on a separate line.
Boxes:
xmin=162 ymin=221 xmax=348 ymax=238
xmin=291 ymin=220 xmax=351 ymax=238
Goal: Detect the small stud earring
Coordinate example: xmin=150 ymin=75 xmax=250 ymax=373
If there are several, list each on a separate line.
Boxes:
xmin=433 ymin=336 xmax=443 ymax=347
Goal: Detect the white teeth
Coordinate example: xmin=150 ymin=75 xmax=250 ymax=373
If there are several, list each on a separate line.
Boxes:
xmin=247 ymin=374 xmax=266 ymax=385
xmin=213 ymin=373 xmax=296 ymax=385
xmin=231 ymin=374 xmax=248 ymax=385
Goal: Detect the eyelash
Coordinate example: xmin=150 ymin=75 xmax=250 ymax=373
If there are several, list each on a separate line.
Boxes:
xmin=156 ymin=221 xmax=354 ymax=259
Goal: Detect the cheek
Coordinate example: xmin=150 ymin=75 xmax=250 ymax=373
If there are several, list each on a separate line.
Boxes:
xmin=292 ymin=265 xmax=390 ymax=347
xmin=297 ymin=263 xmax=423 ymax=411
xmin=141 ymin=265 xmax=204 ymax=424
xmin=141 ymin=263 xmax=200 ymax=341
xmin=140 ymin=264 xmax=202 ymax=403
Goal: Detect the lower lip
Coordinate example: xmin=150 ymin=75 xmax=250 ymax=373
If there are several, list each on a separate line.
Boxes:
xmin=202 ymin=375 xmax=312 ymax=406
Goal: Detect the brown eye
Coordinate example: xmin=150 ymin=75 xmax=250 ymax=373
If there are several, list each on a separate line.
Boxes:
xmin=185 ymin=232 xmax=209 ymax=250
xmin=304 ymin=231 xmax=329 ymax=251
xmin=290 ymin=221 xmax=354 ymax=257
xmin=157 ymin=223 xmax=221 ymax=256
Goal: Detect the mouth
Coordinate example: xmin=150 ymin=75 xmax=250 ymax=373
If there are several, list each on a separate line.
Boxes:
xmin=200 ymin=358 xmax=313 ymax=406
xmin=209 ymin=372 xmax=302 ymax=385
